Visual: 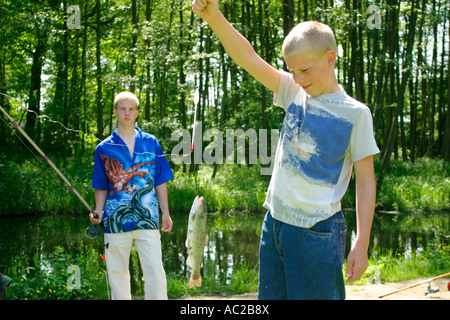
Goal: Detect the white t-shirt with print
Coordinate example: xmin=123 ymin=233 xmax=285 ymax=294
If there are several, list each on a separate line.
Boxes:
xmin=263 ymin=71 xmax=379 ymax=228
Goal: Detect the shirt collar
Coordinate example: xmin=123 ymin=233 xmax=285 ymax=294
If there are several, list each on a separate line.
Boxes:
xmin=111 ymin=126 xmax=144 ymax=144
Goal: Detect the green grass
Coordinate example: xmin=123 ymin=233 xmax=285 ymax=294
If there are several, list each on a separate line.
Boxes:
xmin=6 ymin=246 xmax=108 ymax=300
xmin=375 ymin=157 xmax=450 ymax=212
xmin=0 ymin=154 xmax=94 ymax=214
xmin=5 ymin=245 xmax=258 ymax=300
xmin=1 ymin=154 xmax=449 ymax=215
xmin=6 ymin=239 xmax=449 ymax=299
xmin=347 ymin=241 xmax=450 ymax=285
xmin=1 ymin=154 xmax=449 ymax=298
xmin=166 ymin=261 xmax=259 ymax=299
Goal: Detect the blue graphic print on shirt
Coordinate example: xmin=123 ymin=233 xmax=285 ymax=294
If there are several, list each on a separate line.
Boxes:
xmin=91 ymin=127 xmax=174 ymax=233
xmin=281 ymin=101 xmax=353 ymax=186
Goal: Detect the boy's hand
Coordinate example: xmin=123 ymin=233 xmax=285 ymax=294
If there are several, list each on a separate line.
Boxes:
xmin=192 ymin=0 xmax=219 ymax=22
xmin=192 ymin=0 xmax=280 ymax=93
xmin=345 ymin=244 xmax=368 ymax=283
xmin=89 ymin=210 xmax=103 ymax=224
xmin=161 ymin=212 xmax=173 ymax=232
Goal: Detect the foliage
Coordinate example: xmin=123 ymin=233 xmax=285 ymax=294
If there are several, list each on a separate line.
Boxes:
xmin=6 ymin=246 xmax=108 ymax=300
xmin=0 ymin=0 xmax=449 ymax=177
xmin=167 ymin=262 xmax=258 ymax=299
xmin=168 ymin=164 xmax=268 ymax=214
xmin=349 ymin=241 xmax=450 ymax=285
xmin=375 ymin=157 xmax=450 ymax=212
xmin=0 ymin=153 xmax=95 ymax=214
xmin=0 ymin=154 xmax=449 ymax=215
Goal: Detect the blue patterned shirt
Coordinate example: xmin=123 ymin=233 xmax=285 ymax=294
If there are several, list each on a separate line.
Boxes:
xmin=92 ymin=127 xmax=174 ymax=233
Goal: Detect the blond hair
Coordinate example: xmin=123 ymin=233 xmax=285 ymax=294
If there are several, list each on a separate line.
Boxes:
xmin=282 ymin=21 xmax=337 ymax=58
xmin=114 ymin=92 xmax=139 ymax=109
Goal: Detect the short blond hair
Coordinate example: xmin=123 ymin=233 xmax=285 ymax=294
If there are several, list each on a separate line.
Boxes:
xmin=114 ymin=92 xmax=139 ymax=109
xmin=282 ymin=21 xmax=337 ymax=58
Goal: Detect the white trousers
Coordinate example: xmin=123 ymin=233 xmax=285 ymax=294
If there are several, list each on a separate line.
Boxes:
xmin=104 ymin=229 xmax=167 ymax=300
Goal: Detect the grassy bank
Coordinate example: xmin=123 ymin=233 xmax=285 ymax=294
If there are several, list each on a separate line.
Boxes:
xmin=5 ymin=245 xmax=258 ymax=300
xmin=1 ymin=155 xmax=449 ymax=215
xmin=375 ymin=157 xmax=450 ymax=213
xmin=5 ymin=238 xmax=449 ymax=300
xmin=1 ymin=154 xmax=449 ymax=299
xmin=349 ymin=241 xmax=450 ymax=286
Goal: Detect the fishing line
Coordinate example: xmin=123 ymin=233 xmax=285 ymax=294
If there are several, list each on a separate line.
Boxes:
xmin=0 ymin=94 xmax=98 ymax=234
xmin=0 ymin=93 xmax=88 ymax=197
xmin=0 ymin=92 xmax=197 ymax=160
xmin=0 ymin=92 xmax=101 ymax=143
xmin=103 ymin=142 xmax=193 ymax=159
xmin=0 ymin=92 xmax=198 ymax=161
xmin=26 ymin=109 xmax=83 ymax=135
xmin=0 ymin=106 xmax=101 ymax=239
xmin=0 ymin=111 xmax=63 ymax=184
xmin=191 ymin=88 xmax=200 ymax=151
xmin=1 ymin=89 xmax=198 ymax=201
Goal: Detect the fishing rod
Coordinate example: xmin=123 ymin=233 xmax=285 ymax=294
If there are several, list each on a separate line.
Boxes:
xmin=191 ymin=88 xmax=200 ymax=151
xmin=378 ymin=271 xmax=450 ymax=298
xmin=0 ymin=102 xmax=100 ymax=238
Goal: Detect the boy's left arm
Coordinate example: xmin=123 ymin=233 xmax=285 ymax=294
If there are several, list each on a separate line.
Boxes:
xmin=155 ymin=182 xmax=173 ymax=232
xmin=345 ymin=155 xmax=376 ymax=283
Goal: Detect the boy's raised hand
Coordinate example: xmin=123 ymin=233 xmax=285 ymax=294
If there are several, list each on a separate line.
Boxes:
xmin=192 ymin=0 xmax=219 ymax=22
xmin=191 ymin=0 xmax=280 ymax=93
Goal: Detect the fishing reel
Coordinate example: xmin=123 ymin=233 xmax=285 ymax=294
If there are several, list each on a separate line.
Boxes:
xmin=84 ymin=212 xmax=103 ymax=239
xmin=424 ymin=283 xmax=439 ymax=296
xmin=85 ymin=224 xmax=103 ymax=239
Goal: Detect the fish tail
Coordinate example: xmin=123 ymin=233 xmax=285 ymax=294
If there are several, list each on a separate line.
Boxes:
xmin=189 ymin=274 xmax=202 ymax=288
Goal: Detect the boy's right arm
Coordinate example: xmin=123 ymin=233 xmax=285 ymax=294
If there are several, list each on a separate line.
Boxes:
xmin=89 ymin=189 xmax=107 ymax=224
xmin=192 ymin=0 xmax=280 ymax=94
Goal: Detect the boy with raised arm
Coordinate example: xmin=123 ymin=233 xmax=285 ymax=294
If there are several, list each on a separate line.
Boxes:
xmin=192 ymin=0 xmax=379 ymax=299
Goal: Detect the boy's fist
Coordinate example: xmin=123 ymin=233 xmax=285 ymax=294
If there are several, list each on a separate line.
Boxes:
xmin=192 ymin=0 xmax=219 ymax=22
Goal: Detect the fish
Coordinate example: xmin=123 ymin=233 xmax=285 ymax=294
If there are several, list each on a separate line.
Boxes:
xmin=185 ymin=196 xmax=208 ymax=288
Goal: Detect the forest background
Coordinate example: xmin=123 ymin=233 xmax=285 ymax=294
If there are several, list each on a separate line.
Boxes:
xmin=0 ymin=0 xmax=449 ymax=215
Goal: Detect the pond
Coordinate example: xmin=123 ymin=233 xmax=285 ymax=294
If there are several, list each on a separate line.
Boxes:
xmin=0 ymin=210 xmax=448 ymax=297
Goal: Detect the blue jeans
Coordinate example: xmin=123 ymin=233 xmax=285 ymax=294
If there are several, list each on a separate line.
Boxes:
xmin=258 ymin=211 xmax=346 ymax=300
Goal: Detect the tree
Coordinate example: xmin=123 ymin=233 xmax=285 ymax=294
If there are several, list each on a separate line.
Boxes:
xmin=0 ymin=0 xmax=448 ymax=174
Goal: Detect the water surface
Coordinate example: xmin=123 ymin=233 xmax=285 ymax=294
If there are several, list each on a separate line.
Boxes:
xmin=0 ymin=210 xmax=448 ymax=294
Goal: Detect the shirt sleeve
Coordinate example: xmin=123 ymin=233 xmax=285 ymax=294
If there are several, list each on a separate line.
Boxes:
xmin=349 ymin=108 xmax=380 ymax=162
xmin=273 ymin=71 xmax=306 ymax=110
xmin=91 ymin=145 xmax=109 ymax=190
xmin=154 ymin=139 xmax=174 ymax=187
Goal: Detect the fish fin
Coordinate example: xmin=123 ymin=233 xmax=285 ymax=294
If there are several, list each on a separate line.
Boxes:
xmin=189 ymin=274 xmax=202 ymax=288
xmin=186 ymin=256 xmax=191 ymax=268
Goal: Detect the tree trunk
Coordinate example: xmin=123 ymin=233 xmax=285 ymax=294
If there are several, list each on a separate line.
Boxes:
xmin=130 ymin=0 xmax=138 ymax=93
xmin=378 ymin=0 xmax=418 ymax=186
xmin=96 ymin=0 xmax=104 ymax=139
xmin=25 ymin=23 xmax=45 ymax=143
xmin=441 ymin=12 xmax=450 ymax=160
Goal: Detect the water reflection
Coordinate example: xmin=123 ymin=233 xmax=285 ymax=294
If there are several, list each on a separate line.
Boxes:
xmin=161 ymin=212 xmax=262 ymax=284
xmin=345 ymin=211 xmax=450 ymax=259
xmin=0 ymin=211 xmax=448 ymax=296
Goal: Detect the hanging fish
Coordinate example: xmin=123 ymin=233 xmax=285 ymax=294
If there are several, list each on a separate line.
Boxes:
xmin=185 ymin=196 xmax=208 ymax=288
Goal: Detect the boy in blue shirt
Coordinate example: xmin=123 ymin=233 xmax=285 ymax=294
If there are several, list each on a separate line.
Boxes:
xmin=193 ymin=0 xmax=379 ymax=299
xmin=90 ymin=92 xmax=174 ymax=299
